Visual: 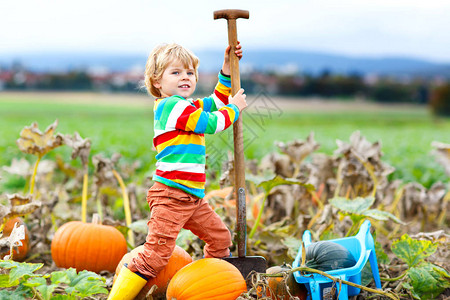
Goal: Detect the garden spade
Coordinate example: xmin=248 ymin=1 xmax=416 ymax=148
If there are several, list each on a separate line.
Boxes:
xmin=213 ymin=9 xmax=267 ymax=282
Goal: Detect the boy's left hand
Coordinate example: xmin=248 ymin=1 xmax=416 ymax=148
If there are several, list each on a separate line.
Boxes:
xmin=222 ymin=41 xmax=243 ymax=76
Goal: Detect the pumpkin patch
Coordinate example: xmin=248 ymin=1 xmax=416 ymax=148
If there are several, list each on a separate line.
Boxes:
xmin=0 ymin=109 xmax=449 ymax=300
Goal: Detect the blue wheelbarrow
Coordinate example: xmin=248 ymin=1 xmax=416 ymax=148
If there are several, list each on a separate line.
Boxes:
xmin=292 ymin=220 xmax=382 ymax=300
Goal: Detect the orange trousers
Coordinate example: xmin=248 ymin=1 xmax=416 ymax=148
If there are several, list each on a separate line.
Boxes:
xmin=127 ymin=182 xmax=232 ymax=278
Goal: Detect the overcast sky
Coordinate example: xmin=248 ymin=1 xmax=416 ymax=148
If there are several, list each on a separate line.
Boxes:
xmin=1 ymin=0 xmax=450 ymax=63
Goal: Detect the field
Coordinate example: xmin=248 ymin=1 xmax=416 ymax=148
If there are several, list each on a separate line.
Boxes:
xmin=0 ymin=91 xmax=448 ymax=192
xmin=1 ymin=91 xmax=449 ymax=299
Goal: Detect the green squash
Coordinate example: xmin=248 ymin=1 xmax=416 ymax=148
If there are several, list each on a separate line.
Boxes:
xmin=305 ymin=241 xmax=356 ymax=271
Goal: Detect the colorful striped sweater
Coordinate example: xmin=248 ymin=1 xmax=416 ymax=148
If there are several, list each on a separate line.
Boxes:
xmin=152 ymin=72 xmax=240 ymax=198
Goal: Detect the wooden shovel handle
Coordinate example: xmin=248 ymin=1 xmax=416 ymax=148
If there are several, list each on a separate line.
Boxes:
xmin=214 ymin=9 xmax=249 ymax=258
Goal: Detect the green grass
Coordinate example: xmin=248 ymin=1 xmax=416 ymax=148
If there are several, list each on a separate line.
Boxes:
xmin=0 ymin=93 xmax=449 ymax=194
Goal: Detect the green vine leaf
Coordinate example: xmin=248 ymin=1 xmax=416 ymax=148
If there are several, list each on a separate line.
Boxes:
xmin=363 ymin=209 xmax=405 ymax=224
xmin=329 ymin=197 xmax=405 ymax=224
xmin=375 ymin=241 xmax=390 ymax=265
xmin=63 ymin=268 xmax=108 ymax=298
xmin=0 ymin=287 xmax=30 ymax=300
xmin=405 ymin=262 xmax=450 ymax=300
xmin=51 ymin=295 xmax=76 ymax=300
xmin=24 ymin=277 xmax=57 ymax=300
xmin=255 ymin=175 xmax=315 ymax=195
xmin=0 ymin=273 xmax=19 ymax=288
xmin=22 ymin=276 xmax=46 ymax=287
xmin=329 ymin=196 xmax=375 ymax=214
xmin=50 ymin=270 xmax=70 ymax=285
xmin=391 ymin=234 xmax=438 ymax=268
xmin=0 ymin=260 xmax=43 ymax=284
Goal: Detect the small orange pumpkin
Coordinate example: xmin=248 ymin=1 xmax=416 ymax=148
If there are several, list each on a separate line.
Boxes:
xmin=0 ymin=217 xmax=30 ymax=261
xmin=51 ymin=214 xmax=127 ymax=273
xmin=114 ymin=244 xmax=192 ymax=299
xmin=166 ymin=258 xmax=247 ymax=300
xmin=258 ymin=264 xmax=307 ymax=300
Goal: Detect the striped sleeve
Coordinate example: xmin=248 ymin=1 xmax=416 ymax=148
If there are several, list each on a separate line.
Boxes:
xmin=174 ymin=100 xmax=239 ymax=135
xmin=192 ymin=72 xmax=232 ymax=112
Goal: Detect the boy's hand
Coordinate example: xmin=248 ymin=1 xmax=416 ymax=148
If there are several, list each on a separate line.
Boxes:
xmin=229 ymin=88 xmax=247 ymax=112
xmin=222 ymin=41 xmax=243 ymax=76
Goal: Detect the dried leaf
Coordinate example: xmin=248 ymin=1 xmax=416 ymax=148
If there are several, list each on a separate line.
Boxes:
xmin=7 ymin=222 xmax=25 ymax=255
xmin=259 ymin=152 xmax=293 ymax=178
xmin=0 ymin=205 xmax=11 ymax=223
xmin=10 ymin=202 xmax=41 ymax=217
xmin=2 ymin=159 xmax=57 ymax=178
xmin=410 ymin=230 xmax=450 ymax=244
xmin=16 ymin=120 xmax=64 ymax=156
xmin=0 ymin=195 xmax=40 ymax=225
xmin=400 ymin=182 xmax=446 ymax=218
xmin=275 ymin=132 xmax=320 ymax=165
xmin=336 ymin=131 xmax=381 ymax=161
xmin=334 ymin=131 xmax=395 ymax=201
xmin=431 ymin=141 xmax=450 ymax=176
xmin=92 ymin=153 xmax=121 ymax=188
xmin=219 ymin=151 xmax=235 ymax=188
xmin=64 ymin=132 xmax=91 ymax=167
xmin=7 ymin=194 xmax=32 ymax=207
xmin=2 ymin=158 xmax=31 ymax=177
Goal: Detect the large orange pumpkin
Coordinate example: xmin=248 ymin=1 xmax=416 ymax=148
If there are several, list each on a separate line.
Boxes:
xmin=51 ymin=214 xmax=127 ymax=273
xmin=258 ymin=264 xmax=307 ymax=300
xmin=0 ymin=217 xmax=30 ymax=261
xmin=166 ymin=258 xmax=247 ymax=300
xmin=114 ymin=244 xmax=192 ymax=299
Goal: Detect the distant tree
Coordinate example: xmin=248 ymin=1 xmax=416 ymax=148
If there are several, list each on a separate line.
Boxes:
xmin=430 ymin=83 xmax=450 ymax=117
xmin=369 ymin=80 xmax=414 ymax=102
xmin=277 ymin=75 xmax=302 ymax=96
xmin=333 ymin=73 xmax=365 ymax=97
xmin=36 ymin=71 xmax=93 ymax=90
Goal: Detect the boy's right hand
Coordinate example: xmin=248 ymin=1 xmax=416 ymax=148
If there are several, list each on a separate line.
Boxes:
xmin=229 ymin=88 xmax=247 ymax=112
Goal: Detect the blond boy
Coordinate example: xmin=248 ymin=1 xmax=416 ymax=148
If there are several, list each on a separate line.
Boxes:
xmin=109 ymin=43 xmax=247 ymax=299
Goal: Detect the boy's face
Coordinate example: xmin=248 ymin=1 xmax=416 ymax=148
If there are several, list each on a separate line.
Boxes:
xmin=154 ymin=59 xmax=197 ymax=98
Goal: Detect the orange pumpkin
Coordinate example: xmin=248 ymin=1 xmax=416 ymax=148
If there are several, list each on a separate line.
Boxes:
xmin=51 ymin=214 xmax=127 ymax=273
xmin=258 ymin=264 xmax=307 ymax=300
xmin=166 ymin=258 xmax=247 ymax=300
xmin=0 ymin=217 xmax=30 ymax=261
xmin=114 ymin=244 xmax=192 ymax=299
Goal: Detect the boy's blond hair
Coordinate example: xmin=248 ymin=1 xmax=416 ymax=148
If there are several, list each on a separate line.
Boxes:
xmin=145 ymin=43 xmax=200 ymax=97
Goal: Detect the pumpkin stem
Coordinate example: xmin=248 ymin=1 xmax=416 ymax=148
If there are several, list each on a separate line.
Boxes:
xmin=438 ymin=188 xmax=450 ymax=225
xmin=29 ymin=154 xmax=42 ymax=196
xmin=81 ymin=171 xmax=88 ymax=223
xmin=95 ymin=190 xmax=104 ymax=223
xmin=112 ymin=169 xmax=135 ymax=247
xmin=92 ymin=213 xmax=101 ymax=225
xmin=334 ymin=160 xmax=344 ymax=197
xmin=31 ymin=286 xmax=45 ymax=300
